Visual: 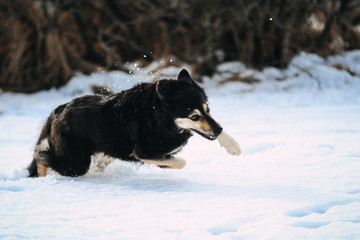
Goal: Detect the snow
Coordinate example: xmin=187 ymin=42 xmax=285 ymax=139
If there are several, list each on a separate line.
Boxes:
xmin=1 ymin=51 xmax=360 ymax=239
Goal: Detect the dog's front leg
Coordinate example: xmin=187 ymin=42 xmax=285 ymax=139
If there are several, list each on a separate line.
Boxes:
xmin=134 ymin=145 xmax=187 ymax=169
xmin=139 ymin=157 xmax=187 ymax=169
xmin=217 ymin=131 xmax=242 ymax=155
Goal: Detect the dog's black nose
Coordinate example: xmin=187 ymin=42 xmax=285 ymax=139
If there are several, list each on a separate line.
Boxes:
xmin=214 ymin=126 xmax=223 ymax=136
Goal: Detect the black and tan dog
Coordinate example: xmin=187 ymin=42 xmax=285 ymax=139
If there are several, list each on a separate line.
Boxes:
xmin=28 ymin=69 xmax=241 ymax=177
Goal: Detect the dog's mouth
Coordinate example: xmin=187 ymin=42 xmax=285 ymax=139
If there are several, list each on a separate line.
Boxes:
xmin=191 ymin=129 xmax=218 ymax=141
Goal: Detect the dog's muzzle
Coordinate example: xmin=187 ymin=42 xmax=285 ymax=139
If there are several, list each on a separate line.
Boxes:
xmin=192 ymin=126 xmax=223 ymax=141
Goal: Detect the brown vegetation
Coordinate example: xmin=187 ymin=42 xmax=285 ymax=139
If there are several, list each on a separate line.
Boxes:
xmin=1 ymin=0 xmax=360 ymax=93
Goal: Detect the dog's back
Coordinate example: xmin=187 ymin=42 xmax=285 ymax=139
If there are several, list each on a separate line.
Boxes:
xmin=28 ymin=86 xmax=146 ymax=176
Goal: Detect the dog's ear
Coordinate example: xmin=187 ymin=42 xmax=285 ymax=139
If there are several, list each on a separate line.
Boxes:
xmin=156 ymin=81 xmax=164 ymax=99
xmin=178 ymin=69 xmax=195 ymax=84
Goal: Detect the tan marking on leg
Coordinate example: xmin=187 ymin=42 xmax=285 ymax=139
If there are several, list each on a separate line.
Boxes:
xmin=37 ymin=162 xmax=47 ymax=177
xmin=140 ymin=157 xmax=186 ymax=169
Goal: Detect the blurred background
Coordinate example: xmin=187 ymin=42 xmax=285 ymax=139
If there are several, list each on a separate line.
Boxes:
xmin=1 ymin=0 xmax=360 ymax=93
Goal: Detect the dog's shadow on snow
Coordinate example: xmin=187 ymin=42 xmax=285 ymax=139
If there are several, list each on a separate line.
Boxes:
xmin=67 ymin=161 xmax=232 ymax=194
xmin=6 ymin=161 xmax=218 ymax=194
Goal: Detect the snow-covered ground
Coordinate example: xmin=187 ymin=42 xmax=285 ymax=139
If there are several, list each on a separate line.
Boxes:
xmin=1 ymin=51 xmax=360 ymax=239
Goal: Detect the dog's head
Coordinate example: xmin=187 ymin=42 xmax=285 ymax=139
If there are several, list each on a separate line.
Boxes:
xmin=156 ymin=69 xmax=223 ymax=140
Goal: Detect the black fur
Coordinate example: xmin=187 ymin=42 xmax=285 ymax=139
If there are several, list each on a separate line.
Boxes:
xmin=28 ymin=69 xmax=221 ymax=177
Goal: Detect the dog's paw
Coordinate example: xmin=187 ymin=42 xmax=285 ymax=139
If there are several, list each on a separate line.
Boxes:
xmin=140 ymin=157 xmax=187 ymax=169
xmin=158 ymin=157 xmax=187 ymax=169
xmin=217 ymin=131 xmax=242 ymax=156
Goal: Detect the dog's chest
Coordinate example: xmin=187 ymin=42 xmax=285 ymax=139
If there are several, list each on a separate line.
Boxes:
xmin=167 ymin=143 xmax=185 ymax=155
xmin=163 ymin=132 xmax=191 ymax=155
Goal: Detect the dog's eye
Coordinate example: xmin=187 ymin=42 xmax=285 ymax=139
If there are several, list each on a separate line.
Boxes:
xmin=189 ymin=115 xmax=201 ymax=121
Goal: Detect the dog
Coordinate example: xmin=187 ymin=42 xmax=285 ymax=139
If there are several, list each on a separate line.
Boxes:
xmin=28 ymin=69 xmax=241 ymax=177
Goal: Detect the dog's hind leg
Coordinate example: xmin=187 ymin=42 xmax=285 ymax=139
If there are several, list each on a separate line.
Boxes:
xmin=34 ymin=151 xmax=51 ymax=177
xmin=28 ymin=151 xmax=51 ymax=177
xmin=140 ymin=157 xmax=187 ymax=169
xmin=28 ymin=137 xmax=52 ymax=177
xmin=28 ymin=159 xmax=39 ymax=177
